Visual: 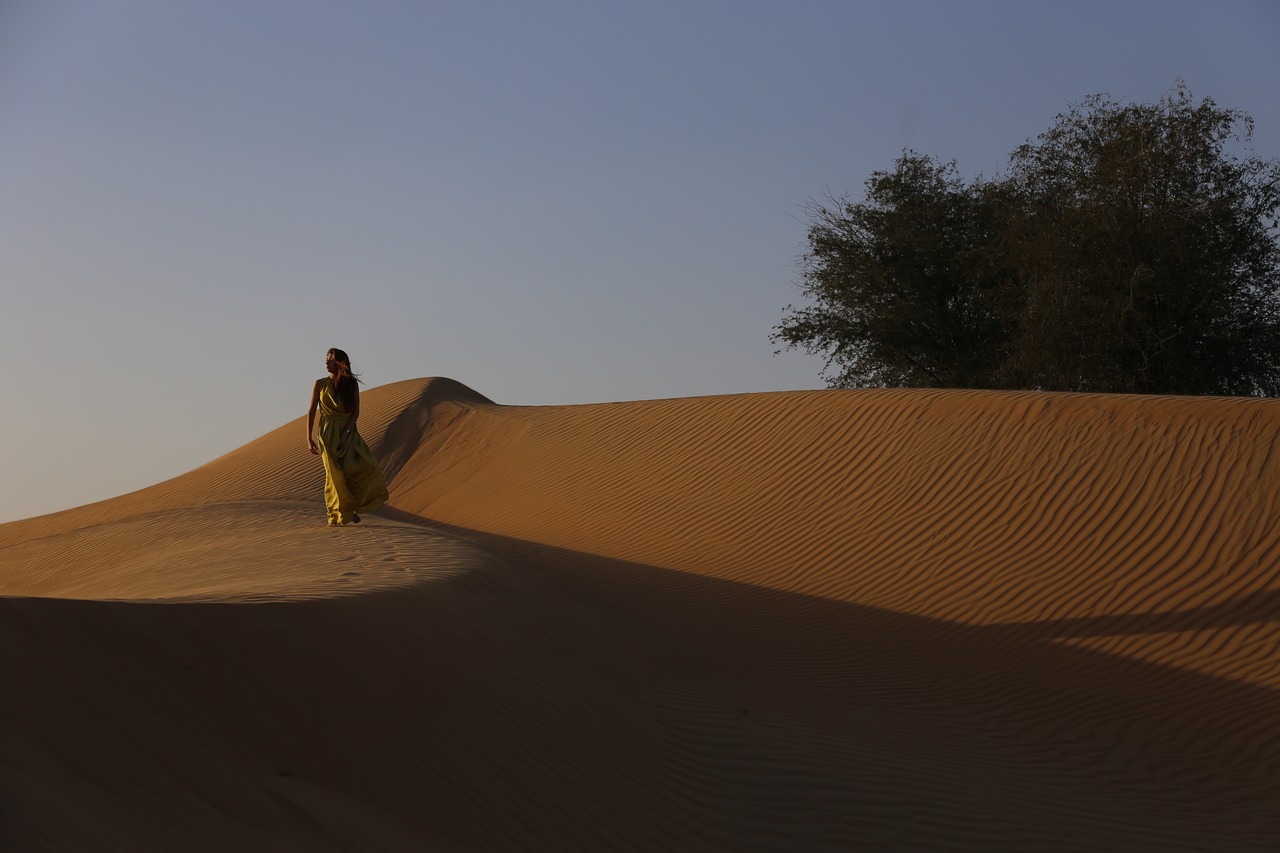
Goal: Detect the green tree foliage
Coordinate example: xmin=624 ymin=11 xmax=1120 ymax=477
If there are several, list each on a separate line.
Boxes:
xmin=778 ymin=155 xmax=1011 ymax=388
xmin=775 ymin=85 xmax=1280 ymax=395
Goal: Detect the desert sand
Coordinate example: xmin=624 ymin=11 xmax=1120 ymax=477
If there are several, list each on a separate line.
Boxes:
xmin=2 ymin=376 xmax=1278 ymax=850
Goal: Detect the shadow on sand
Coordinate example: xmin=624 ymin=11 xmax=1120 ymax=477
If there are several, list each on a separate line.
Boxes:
xmin=1 ymin=508 xmax=1276 ymax=850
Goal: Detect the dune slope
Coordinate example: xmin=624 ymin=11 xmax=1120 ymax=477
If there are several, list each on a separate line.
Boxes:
xmin=2 ymin=377 xmax=1277 ymax=850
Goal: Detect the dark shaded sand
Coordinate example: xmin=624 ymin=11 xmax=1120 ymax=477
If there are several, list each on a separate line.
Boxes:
xmin=2 ymin=377 xmax=1278 ymax=850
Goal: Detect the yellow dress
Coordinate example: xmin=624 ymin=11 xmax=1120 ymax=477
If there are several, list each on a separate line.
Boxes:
xmin=317 ymin=378 xmax=388 ymax=525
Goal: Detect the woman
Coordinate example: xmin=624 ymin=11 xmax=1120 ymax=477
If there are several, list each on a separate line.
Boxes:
xmin=307 ymin=348 xmax=389 ymax=526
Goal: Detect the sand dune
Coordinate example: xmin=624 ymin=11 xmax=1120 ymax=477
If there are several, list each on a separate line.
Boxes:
xmin=2 ymin=377 xmax=1278 ymax=850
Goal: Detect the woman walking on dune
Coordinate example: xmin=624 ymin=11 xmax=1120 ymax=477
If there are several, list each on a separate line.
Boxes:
xmin=307 ymin=348 xmax=388 ymax=526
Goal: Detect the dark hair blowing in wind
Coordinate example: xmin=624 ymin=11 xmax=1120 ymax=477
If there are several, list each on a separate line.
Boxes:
xmin=327 ymin=347 xmax=362 ymax=409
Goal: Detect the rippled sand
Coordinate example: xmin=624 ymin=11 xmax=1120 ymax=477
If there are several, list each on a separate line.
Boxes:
xmin=2 ymin=378 xmax=1277 ymax=850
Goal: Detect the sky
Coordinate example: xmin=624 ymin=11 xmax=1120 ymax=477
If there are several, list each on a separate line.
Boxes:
xmin=2 ymin=0 xmax=1278 ymax=524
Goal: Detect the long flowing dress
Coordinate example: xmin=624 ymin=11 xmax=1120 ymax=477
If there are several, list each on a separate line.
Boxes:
xmin=317 ymin=378 xmax=388 ymax=525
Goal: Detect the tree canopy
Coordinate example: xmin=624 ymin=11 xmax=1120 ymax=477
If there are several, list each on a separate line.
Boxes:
xmin=775 ymin=85 xmax=1280 ymax=395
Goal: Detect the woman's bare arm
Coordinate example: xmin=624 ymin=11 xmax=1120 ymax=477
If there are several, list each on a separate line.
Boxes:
xmin=307 ymin=379 xmax=322 ymax=454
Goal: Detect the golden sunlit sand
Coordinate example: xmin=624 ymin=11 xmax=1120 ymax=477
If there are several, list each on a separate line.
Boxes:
xmin=2 ymin=377 xmax=1278 ymax=850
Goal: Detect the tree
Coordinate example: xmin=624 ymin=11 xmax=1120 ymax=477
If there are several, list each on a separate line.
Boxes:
xmin=774 ymin=153 xmax=1013 ymax=388
xmin=776 ymin=84 xmax=1280 ymax=395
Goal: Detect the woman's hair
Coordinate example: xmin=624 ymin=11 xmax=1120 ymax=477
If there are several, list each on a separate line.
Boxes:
xmin=327 ymin=348 xmax=362 ymax=408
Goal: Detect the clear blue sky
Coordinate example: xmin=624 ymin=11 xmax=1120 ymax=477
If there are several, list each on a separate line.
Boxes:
xmin=3 ymin=1 xmax=1278 ymax=523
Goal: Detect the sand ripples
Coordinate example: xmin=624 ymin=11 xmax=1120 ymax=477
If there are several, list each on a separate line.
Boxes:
xmin=1 ymin=378 xmax=1277 ymax=849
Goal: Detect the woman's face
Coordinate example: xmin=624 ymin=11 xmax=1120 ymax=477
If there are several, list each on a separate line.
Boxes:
xmin=325 ymin=352 xmax=338 ymax=373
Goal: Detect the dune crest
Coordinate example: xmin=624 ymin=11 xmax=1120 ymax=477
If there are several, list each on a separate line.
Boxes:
xmin=2 ymin=378 xmax=1277 ymax=849
xmin=396 ymin=386 xmax=1280 ymax=686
